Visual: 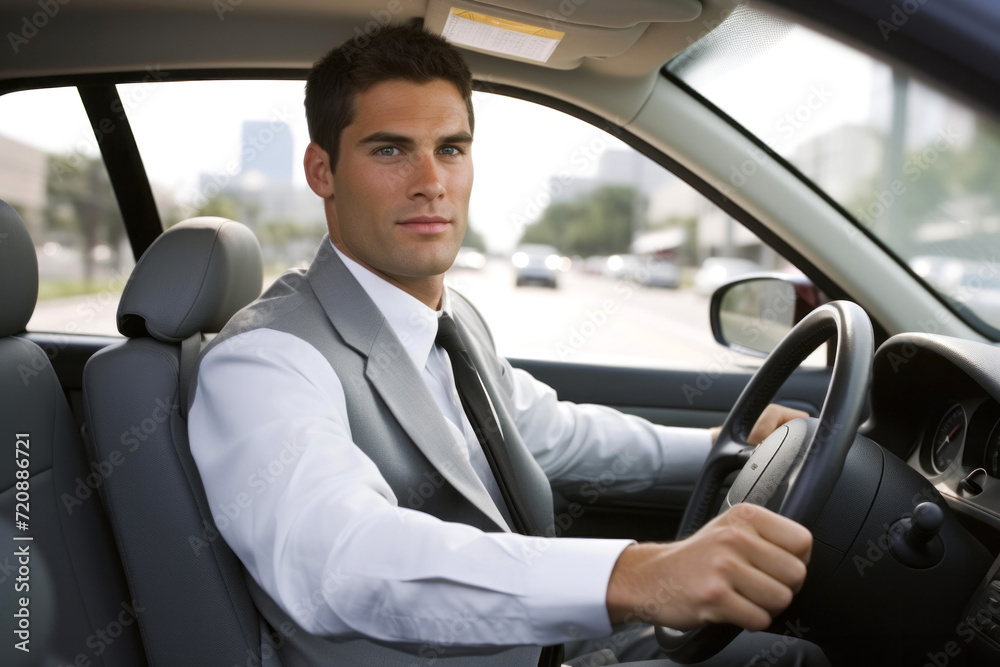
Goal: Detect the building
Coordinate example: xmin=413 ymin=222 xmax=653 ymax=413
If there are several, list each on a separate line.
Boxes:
xmin=0 ymin=133 xmax=47 ymax=232
xmin=549 ymin=148 xmax=676 ymax=204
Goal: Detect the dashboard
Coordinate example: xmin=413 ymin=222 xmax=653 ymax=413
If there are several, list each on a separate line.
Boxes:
xmin=866 ymin=333 xmax=1000 ymax=534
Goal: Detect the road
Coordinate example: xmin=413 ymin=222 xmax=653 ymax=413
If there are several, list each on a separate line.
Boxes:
xmin=28 ymin=258 xmax=774 ymax=371
xmin=446 ymin=260 xmax=760 ymax=370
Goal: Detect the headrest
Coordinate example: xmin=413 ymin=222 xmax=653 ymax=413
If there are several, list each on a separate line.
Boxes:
xmin=0 ymin=200 xmax=39 ymax=337
xmin=117 ymin=217 xmax=263 ymax=341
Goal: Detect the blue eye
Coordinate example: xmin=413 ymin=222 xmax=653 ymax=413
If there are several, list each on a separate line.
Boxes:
xmin=375 ymin=146 xmax=399 ymax=157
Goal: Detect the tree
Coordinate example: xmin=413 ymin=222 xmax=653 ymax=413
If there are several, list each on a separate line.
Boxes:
xmin=194 ymin=194 xmax=243 ymax=221
xmin=651 ymin=215 xmax=698 ymax=266
xmin=845 ymin=119 xmax=1000 ymax=258
xmin=519 ymin=185 xmax=641 ymax=256
xmin=46 ymin=154 xmax=124 ymax=283
xmin=950 ymin=118 xmax=1000 ymax=213
xmin=258 ymin=218 xmax=317 ymax=268
xmin=462 ymin=224 xmax=487 ymax=251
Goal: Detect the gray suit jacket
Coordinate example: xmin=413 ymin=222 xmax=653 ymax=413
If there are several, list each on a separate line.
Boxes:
xmin=198 ymin=238 xmax=555 ymax=665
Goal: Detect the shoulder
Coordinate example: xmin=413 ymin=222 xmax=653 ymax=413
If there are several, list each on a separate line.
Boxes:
xmin=194 ymin=269 xmax=327 ymax=385
xmin=192 ymin=327 xmax=347 ymax=419
xmin=218 ymin=268 xmax=313 ymax=340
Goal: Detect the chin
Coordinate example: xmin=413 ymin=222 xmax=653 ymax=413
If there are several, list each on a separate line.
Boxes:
xmin=408 ymin=249 xmax=462 ymax=276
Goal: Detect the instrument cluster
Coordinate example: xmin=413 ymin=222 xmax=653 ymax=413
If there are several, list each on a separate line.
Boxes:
xmin=921 ymin=399 xmax=1000 ymax=479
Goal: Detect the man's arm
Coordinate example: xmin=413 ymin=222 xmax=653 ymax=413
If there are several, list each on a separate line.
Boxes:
xmin=506 ymin=363 xmax=713 ymax=495
xmin=507 ymin=363 xmax=809 ymax=494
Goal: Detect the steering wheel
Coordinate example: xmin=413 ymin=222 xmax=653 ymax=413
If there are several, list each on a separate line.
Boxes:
xmin=655 ymin=300 xmax=874 ymax=663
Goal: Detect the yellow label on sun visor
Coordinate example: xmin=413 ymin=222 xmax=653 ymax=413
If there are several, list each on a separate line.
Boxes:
xmin=442 ymin=7 xmax=564 ymax=63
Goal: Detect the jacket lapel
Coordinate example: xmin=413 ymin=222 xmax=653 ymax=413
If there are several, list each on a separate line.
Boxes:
xmin=305 ymin=240 xmax=511 ymax=532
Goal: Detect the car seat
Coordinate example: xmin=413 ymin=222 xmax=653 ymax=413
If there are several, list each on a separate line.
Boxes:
xmin=0 ymin=199 xmax=146 ymax=666
xmin=82 ymin=217 xmax=269 ymax=665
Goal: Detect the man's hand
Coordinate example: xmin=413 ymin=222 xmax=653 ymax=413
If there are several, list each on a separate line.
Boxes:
xmin=605 ymin=503 xmax=811 ymax=632
xmin=710 ymin=403 xmax=811 ymax=445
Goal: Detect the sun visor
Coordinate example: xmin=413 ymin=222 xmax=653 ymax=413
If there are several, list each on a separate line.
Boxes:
xmin=426 ymin=0 xmax=703 ymax=70
xmin=486 ymin=0 xmax=702 ymax=27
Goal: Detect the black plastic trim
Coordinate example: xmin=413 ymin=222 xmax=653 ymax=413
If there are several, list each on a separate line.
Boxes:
xmin=0 ymin=68 xmax=308 ymax=96
xmin=77 ymin=84 xmax=161 ymax=260
xmin=759 ymin=0 xmax=1000 ymax=124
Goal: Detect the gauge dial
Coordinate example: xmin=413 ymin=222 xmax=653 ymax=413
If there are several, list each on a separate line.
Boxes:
xmin=931 ymin=404 xmax=966 ymax=474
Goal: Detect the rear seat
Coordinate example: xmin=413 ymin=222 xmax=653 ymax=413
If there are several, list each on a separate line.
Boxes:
xmin=0 ymin=200 xmax=146 ymax=666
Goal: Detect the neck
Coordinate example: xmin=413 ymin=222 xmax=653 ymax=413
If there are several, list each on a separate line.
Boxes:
xmin=330 ymin=239 xmax=444 ymax=310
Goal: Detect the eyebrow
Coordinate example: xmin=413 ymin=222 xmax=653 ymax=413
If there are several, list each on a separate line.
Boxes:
xmin=357 ymin=131 xmax=473 ymax=148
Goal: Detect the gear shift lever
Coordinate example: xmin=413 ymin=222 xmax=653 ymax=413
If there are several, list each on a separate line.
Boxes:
xmin=889 ymin=501 xmax=944 ymax=568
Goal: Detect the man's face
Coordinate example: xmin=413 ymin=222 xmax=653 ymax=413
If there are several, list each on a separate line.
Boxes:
xmin=326 ymin=78 xmax=473 ymax=287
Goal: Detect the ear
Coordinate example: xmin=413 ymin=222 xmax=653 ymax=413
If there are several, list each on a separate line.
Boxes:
xmin=304 ymin=142 xmax=335 ymax=198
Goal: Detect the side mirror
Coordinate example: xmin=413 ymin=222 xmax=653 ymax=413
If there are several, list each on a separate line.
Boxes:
xmin=709 ymin=275 xmax=825 ymax=357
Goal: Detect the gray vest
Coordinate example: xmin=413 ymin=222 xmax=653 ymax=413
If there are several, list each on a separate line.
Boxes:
xmin=198 ymin=239 xmax=555 ymax=666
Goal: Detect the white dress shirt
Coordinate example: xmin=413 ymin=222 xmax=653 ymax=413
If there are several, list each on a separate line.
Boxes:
xmin=188 ymin=243 xmax=712 ymax=648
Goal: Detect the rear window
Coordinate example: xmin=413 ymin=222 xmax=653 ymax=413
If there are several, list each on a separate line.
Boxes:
xmin=0 ymin=87 xmax=130 ymax=336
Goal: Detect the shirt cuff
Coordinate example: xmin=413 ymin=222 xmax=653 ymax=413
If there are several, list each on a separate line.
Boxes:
xmin=521 ymin=537 xmax=635 ymax=643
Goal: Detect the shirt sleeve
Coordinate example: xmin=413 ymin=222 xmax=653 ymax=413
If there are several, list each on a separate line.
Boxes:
xmin=506 ymin=362 xmax=713 ymax=497
xmin=188 ymin=328 xmax=632 ymax=646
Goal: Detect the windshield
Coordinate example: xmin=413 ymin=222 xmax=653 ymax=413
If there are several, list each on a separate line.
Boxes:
xmin=667 ymin=3 xmax=1000 ymax=336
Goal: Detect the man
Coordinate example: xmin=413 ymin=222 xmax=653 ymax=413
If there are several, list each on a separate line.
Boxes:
xmin=188 ymin=22 xmax=827 ymax=666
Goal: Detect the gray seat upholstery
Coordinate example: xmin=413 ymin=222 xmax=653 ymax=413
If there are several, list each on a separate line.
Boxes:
xmin=83 ymin=217 xmax=265 ymax=665
xmin=0 ymin=200 xmax=146 ymax=666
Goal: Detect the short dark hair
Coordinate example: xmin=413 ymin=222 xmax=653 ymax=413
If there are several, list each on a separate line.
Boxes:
xmin=305 ymin=22 xmax=474 ymax=172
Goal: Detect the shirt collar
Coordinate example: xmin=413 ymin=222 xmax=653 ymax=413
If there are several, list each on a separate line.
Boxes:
xmin=330 ymin=241 xmax=451 ymax=371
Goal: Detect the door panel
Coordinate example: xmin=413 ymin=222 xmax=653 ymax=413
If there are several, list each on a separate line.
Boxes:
xmin=511 ymin=357 xmax=829 ymax=416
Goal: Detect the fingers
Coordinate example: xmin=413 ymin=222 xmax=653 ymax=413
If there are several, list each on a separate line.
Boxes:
xmin=690 ymin=530 xmax=799 ymax=628
xmin=712 ymin=504 xmax=811 ymax=600
xmin=699 ymin=578 xmax=775 ymax=631
xmin=727 ymin=564 xmax=794 ymax=629
xmin=747 ymin=403 xmax=811 ymax=445
xmin=730 ymin=503 xmax=813 ymax=563
xmin=745 ymin=537 xmax=809 ymax=594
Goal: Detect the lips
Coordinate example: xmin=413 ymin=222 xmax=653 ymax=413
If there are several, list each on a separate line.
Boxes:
xmin=398 ymin=216 xmax=450 ymax=234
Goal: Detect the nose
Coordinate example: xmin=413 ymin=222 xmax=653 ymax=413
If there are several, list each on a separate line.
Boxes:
xmin=406 ymin=153 xmax=446 ymax=201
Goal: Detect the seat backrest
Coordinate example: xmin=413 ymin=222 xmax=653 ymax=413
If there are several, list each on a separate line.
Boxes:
xmin=83 ymin=217 xmax=265 ymax=665
xmin=0 ymin=200 xmax=146 ymax=666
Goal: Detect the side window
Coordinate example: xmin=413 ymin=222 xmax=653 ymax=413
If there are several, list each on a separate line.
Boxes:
xmin=111 ymin=81 xmax=815 ymax=369
xmin=118 ymin=80 xmax=324 ymax=285
xmin=0 ymin=87 xmax=130 ymax=336
xmin=449 ymin=92 xmax=815 ymax=370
